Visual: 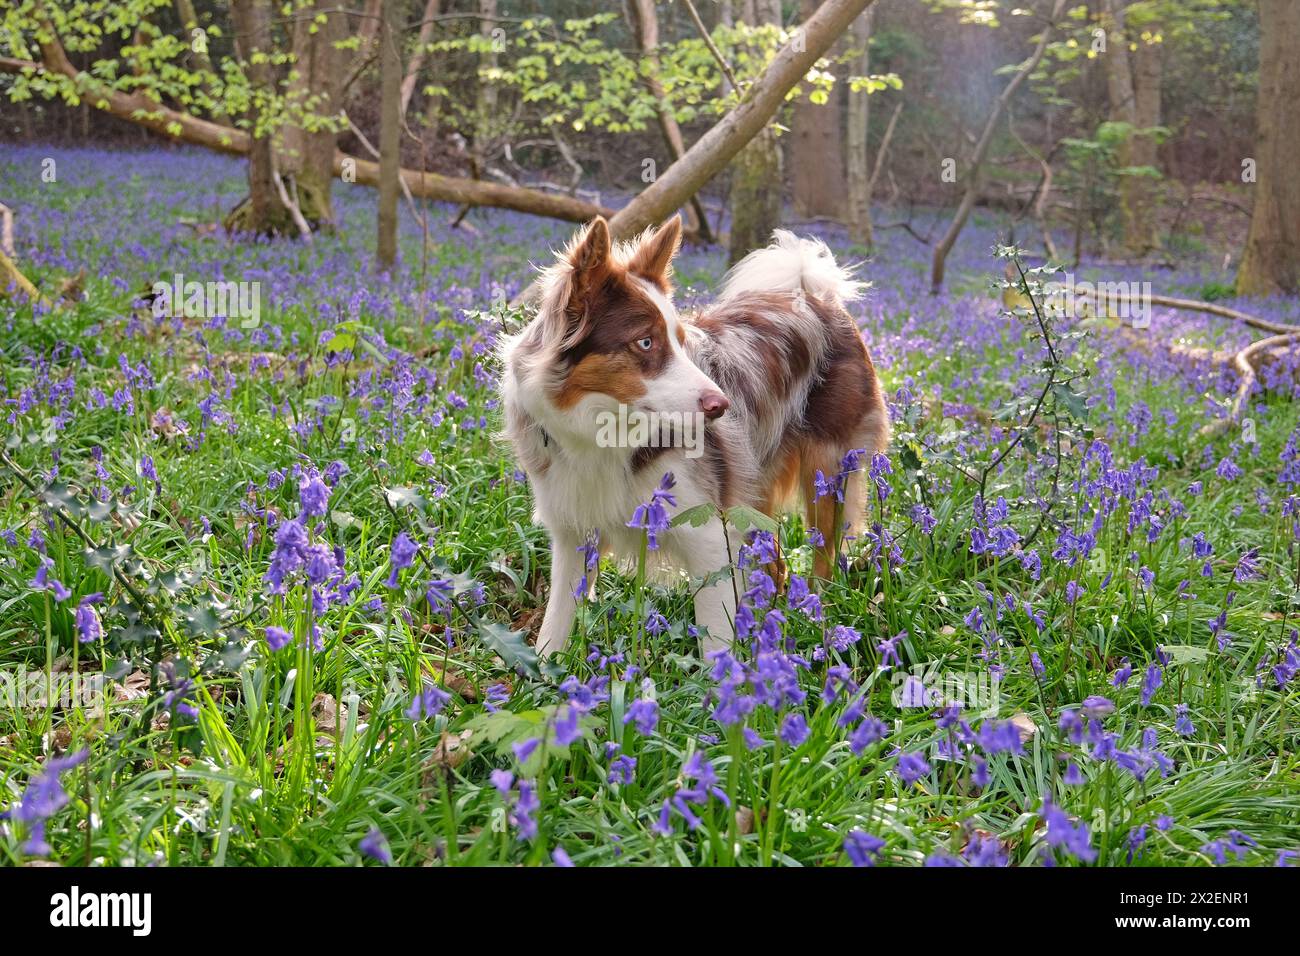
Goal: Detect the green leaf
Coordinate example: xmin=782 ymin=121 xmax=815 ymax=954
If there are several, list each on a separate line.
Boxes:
xmin=85 ymin=543 xmax=133 ymax=576
xmin=477 ymin=620 xmax=540 ymax=679
xmin=725 ymin=504 xmax=778 ymax=534
xmin=671 ymin=503 xmax=717 ymax=528
xmin=383 ymin=485 xmax=427 ymax=512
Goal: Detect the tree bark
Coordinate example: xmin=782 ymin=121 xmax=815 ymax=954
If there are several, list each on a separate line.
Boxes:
xmin=1237 ymin=0 xmax=1300 ymax=296
xmin=845 ymin=6 xmax=874 ymax=248
xmin=626 ymin=0 xmax=714 ymax=242
xmin=1100 ymin=0 xmax=1160 ymax=256
xmin=377 ymin=0 xmax=403 ymax=270
xmin=227 ymin=0 xmax=296 ymax=236
xmin=401 ymin=0 xmax=441 ymax=116
xmin=791 ymin=0 xmax=845 ymax=219
xmin=929 ymin=0 xmax=1065 ymax=293
xmin=174 ymin=0 xmax=227 ymax=122
xmin=281 ymin=0 xmax=347 ymax=229
xmin=474 ymin=0 xmax=499 ymax=171
xmin=728 ymin=0 xmax=784 ymax=265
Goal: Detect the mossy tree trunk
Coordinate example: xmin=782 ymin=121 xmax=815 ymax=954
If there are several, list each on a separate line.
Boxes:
xmin=845 ymin=6 xmax=874 ymax=249
xmin=279 ymin=0 xmax=347 ymax=231
xmin=727 ymin=0 xmax=784 ymax=266
xmin=226 ymin=0 xmax=297 ymax=237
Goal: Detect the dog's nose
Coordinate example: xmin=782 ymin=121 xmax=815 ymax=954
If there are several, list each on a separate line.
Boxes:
xmin=699 ymin=391 xmax=730 ymax=420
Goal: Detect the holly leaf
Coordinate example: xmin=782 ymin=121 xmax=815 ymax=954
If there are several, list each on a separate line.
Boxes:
xmin=476 ymin=619 xmax=540 ymax=679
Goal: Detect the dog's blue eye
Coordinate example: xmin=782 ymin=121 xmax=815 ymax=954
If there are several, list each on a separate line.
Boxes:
xmin=636 ymin=337 xmax=653 ymax=351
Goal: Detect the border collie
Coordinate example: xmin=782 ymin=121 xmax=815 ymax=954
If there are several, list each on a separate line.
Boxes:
xmin=500 ymin=216 xmax=889 ymax=658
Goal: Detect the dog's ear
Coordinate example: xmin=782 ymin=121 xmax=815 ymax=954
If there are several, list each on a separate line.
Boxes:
xmin=567 ymin=216 xmax=611 ymax=303
xmin=627 ymin=215 xmax=682 ymax=291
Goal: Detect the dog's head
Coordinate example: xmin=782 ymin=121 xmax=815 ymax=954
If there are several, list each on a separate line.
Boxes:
xmin=519 ymin=216 xmax=729 ymax=446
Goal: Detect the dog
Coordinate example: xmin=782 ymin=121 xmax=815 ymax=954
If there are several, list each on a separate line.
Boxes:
xmin=499 ymin=215 xmax=889 ymax=658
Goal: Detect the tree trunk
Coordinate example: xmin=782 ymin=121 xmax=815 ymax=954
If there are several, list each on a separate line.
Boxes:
xmin=227 ymin=0 xmax=296 ymax=236
xmin=401 ymin=0 xmax=441 ymax=116
xmin=627 ymin=0 xmax=714 ymax=242
xmin=377 ymin=0 xmax=402 ymax=270
xmin=474 ymin=0 xmax=499 ymax=171
xmin=1100 ymin=0 xmax=1159 ymax=256
xmin=1237 ymin=0 xmax=1300 ymax=297
xmin=845 ymin=6 xmax=874 ymax=248
xmin=174 ymin=0 xmax=227 ymax=122
xmin=280 ymin=0 xmax=346 ymax=229
xmin=791 ymin=0 xmax=845 ymax=219
xmin=727 ymin=0 xmax=784 ymax=265
xmin=930 ymin=0 xmax=1065 ymax=293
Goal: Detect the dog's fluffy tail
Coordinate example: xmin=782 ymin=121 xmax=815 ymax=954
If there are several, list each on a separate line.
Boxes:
xmin=718 ymin=230 xmax=866 ymax=309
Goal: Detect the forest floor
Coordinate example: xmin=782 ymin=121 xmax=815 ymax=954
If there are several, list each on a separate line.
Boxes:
xmin=1 ymin=145 xmax=1298 ymax=866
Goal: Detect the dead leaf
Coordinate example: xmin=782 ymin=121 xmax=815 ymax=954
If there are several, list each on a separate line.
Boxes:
xmin=427 ymin=729 xmax=474 ymax=773
xmin=114 ymin=670 xmax=150 ymax=702
xmin=735 ymin=806 xmax=755 ymax=835
xmin=1010 ymin=711 xmax=1038 ymax=742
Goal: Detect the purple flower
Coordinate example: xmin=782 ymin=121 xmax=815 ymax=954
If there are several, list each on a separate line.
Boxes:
xmin=624 ymin=698 xmax=659 ymax=736
xmin=897 ymin=751 xmax=931 ymax=787
xmin=405 ymin=683 xmax=451 ymax=721
xmin=1140 ymin=663 xmax=1163 ymax=707
xmin=298 ymin=473 xmax=330 ymax=517
xmin=626 ymin=473 xmax=678 ymax=550
xmin=850 ymin=716 xmax=889 ymax=755
xmin=1 ymin=748 xmax=90 ymax=857
xmin=386 ymin=532 xmax=418 ymax=588
xmin=779 ymin=712 xmax=810 ymax=748
xmin=1041 ymin=799 xmax=1097 ymax=863
xmin=264 ymin=625 xmax=292 ymax=651
xmin=844 ymin=829 xmax=886 ymax=867
xmin=74 ymin=594 xmax=103 ymax=644
xmin=607 ymin=754 xmax=637 ymax=786
xmin=359 ymin=827 xmax=392 ymax=865
xmin=553 ymin=704 xmax=583 ymax=746
xmin=511 ymin=780 xmax=540 ymax=841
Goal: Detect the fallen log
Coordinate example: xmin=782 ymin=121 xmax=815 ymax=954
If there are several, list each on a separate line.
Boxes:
xmin=1080 ymin=290 xmax=1300 ymax=437
xmin=0 ymin=50 xmax=612 ymax=226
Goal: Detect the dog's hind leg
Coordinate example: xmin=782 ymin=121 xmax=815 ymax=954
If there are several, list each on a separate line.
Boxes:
xmin=800 ymin=440 xmax=871 ymax=581
xmin=536 ymin=528 xmax=586 ymax=658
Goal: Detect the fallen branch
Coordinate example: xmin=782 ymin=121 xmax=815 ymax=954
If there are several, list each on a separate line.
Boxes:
xmin=513 ymin=0 xmax=878 ymax=304
xmin=0 ymin=46 xmax=612 ymax=226
xmin=0 ymin=246 xmax=47 ymax=305
xmin=1204 ymin=331 xmax=1300 ymax=436
xmin=1078 ymin=289 xmax=1300 ymax=437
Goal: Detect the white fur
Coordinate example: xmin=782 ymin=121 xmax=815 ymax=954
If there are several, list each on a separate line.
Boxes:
xmin=719 ymin=229 xmax=867 ymax=309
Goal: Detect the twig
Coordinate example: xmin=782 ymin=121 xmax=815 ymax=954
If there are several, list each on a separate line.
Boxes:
xmin=681 ymin=0 xmax=740 ymax=93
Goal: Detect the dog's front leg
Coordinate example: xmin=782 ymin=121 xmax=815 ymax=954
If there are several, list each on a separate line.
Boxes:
xmin=681 ymin=520 xmax=740 ymax=658
xmin=536 ymin=528 xmax=584 ymax=658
